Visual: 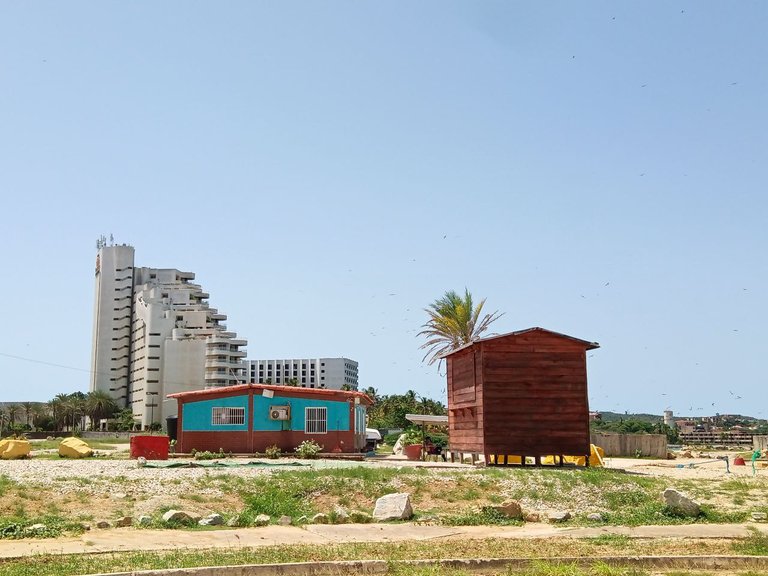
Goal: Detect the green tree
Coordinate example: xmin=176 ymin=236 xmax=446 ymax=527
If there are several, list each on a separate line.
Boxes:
xmin=114 ymin=408 xmax=137 ymax=431
xmin=21 ymin=402 xmax=34 ymax=427
xmin=5 ymin=404 xmax=21 ymax=427
xmin=48 ymin=393 xmax=69 ymax=430
xmin=366 ymin=391 xmax=446 ymax=429
xmin=418 ymin=288 xmax=503 ymax=368
xmin=85 ymin=390 xmax=118 ymax=430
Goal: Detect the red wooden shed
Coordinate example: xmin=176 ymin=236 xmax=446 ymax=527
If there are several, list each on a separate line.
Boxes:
xmin=442 ymin=327 xmax=599 ymax=465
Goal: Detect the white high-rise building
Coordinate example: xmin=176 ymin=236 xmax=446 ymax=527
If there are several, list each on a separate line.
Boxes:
xmin=245 ymin=358 xmax=358 ymax=390
xmin=90 ymin=239 xmax=247 ymax=429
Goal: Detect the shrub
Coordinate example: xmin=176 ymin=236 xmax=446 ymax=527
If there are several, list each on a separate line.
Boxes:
xmin=193 ymin=450 xmax=219 ymax=461
xmin=402 ymin=428 xmax=422 ymax=446
xmin=265 ymin=445 xmax=281 ymax=459
xmin=383 ymin=431 xmax=402 ymax=445
xmin=295 ymin=440 xmax=323 ymax=459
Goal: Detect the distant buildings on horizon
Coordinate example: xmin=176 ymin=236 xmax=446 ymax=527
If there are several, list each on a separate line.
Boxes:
xmin=244 ymin=358 xmax=358 ymax=390
xmin=89 ymin=240 xmax=357 ymax=430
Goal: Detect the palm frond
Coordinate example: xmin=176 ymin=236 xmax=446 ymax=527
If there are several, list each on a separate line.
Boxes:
xmin=418 ymin=288 xmax=504 ymax=367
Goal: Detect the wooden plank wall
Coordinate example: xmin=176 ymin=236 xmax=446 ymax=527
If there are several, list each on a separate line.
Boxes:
xmin=447 ymin=348 xmax=484 ymax=453
xmin=480 ymin=332 xmax=590 ymax=457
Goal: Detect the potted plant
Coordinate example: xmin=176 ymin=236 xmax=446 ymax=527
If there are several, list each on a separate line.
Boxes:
xmin=402 ymin=428 xmax=423 ymax=461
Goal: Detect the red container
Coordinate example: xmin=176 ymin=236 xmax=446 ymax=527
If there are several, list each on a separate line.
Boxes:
xmin=404 ymin=444 xmax=423 ymax=461
xmin=130 ymin=435 xmax=170 ymax=460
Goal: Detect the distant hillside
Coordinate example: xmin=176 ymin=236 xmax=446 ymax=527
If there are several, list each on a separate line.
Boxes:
xmin=595 ymin=411 xmax=761 ymax=423
xmin=596 ymin=411 xmax=664 ymax=423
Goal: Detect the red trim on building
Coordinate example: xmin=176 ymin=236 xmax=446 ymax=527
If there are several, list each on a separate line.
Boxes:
xmin=168 ymin=383 xmax=372 ymax=405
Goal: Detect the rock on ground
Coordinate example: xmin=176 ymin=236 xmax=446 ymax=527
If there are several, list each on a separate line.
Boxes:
xmin=199 ymin=514 xmax=224 ymax=526
xmin=254 ymin=514 xmax=271 ymax=526
xmin=486 ymin=500 xmax=522 ymax=519
xmin=662 ymin=488 xmax=701 ymax=517
xmin=162 ymin=510 xmax=202 ymax=525
xmin=373 ymin=493 xmax=413 ymax=521
xmin=548 ymin=511 xmax=571 ymax=523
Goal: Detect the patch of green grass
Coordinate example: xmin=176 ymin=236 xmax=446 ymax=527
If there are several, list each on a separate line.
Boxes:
xmin=240 ymin=476 xmax=318 ymax=520
xmin=0 ymin=514 xmax=87 ymax=540
xmin=387 ymin=564 xmax=471 ymax=576
xmin=181 ymin=493 xmax=206 ymax=503
xmin=0 ymin=537 xmax=744 ymax=576
xmin=442 ymin=506 xmax=523 ymax=527
xmin=519 ymin=560 xmax=651 ymax=576
xmin=588 ymin=534 xmax=631 ymax=547
xmin=732 ymin=528 xmax=768 ymax=555
xmin=0 ymin=474 xmax=16 ymax=496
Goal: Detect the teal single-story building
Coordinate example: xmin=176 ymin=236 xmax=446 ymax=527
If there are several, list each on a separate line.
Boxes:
xmin=169 ymin=384 xmax=373 ymax=454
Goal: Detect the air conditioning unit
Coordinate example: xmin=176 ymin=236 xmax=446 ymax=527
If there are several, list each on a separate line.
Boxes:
xmin=269 ymin=405 xmax=290 ymax=421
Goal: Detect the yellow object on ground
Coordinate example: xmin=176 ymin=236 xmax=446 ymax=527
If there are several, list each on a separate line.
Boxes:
xmin=495 ymin=444 xmax=606 ymax=467
xmin=488 ymin=455 xmax=524 ymax=465
xmin=563 ymin=444 xmax=605 ymax=467
xmin=59 ymin=437 xmax=93 ymax=458
xmin=0 ymin=438 xmax=32 ymax=459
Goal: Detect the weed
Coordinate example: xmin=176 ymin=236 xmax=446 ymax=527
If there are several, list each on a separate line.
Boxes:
xmin=265 ymin=444 xmax=281 ymax=459
xmin=589 ymin=534 xmax=631 ymax=547
xmin=181 ymin=494 xmax=205 ymax=503
xmin=387 ymin=564 xmax=471 ymax=575
xmin=732 ymin=527 xmax=768 ymax=555
xmin=0 ymin=475 xmax=17 ymax=497
xmin=295 ymin=440 xmax=323 ymax=459
xmin=442 ymin=506 xmax=522 ymax=526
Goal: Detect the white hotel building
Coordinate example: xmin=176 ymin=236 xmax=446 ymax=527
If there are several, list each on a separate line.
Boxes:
xmin=245 ymin=358 xmax=358 ymax=390
xmin=90 ymin=241 xmax=247 ymax=429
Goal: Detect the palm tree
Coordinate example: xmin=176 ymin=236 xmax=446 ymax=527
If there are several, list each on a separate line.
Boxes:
xmin=85 ymin=390 xmax=118 ymax=430
xmin=418 ymin=288 xmax=504 ymax=368
xmin=30 ymin=403 xmax=50 ymax=430
xmin=64 ymin=393 xmax=87 ymax=431
xmin=48 ymin=394 xmax=69 ymax=430
xmin=5 ymin=404 xmax=21 ymax=427
xmin=21 ymin=402 xmax=34 ymax=427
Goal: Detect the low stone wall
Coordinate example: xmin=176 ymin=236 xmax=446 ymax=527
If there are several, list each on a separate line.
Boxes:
xmin=82 ymin=431 xmax=133 ymax=440
xmin=590 ymin=432 xmax=668 ymax=459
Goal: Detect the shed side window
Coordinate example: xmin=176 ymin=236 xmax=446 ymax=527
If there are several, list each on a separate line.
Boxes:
xmin=211 ymin=407 xmax=245 ymax=426
xmin=305 ymin=407 xmax=327 ymax=434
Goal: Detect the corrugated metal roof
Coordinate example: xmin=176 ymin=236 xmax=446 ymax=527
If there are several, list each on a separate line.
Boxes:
xmin=440 ymin=326 xmax=600 ymax=358
xmin=168 ymin=383 xmax=373 ymax=405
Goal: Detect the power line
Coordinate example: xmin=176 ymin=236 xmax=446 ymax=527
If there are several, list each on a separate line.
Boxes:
xmin=0 ymin=352 xmax=92 ymax=374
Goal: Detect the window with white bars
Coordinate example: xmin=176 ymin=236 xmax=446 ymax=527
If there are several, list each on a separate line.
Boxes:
xmin=305 ymin=407 xmax=327 ymax=434
xmin=211 ymin=407 xmax=245 ymax=426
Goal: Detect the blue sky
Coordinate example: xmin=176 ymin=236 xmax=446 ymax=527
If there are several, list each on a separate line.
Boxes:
xmin=0 ymin=2 xmax=766 ymax=417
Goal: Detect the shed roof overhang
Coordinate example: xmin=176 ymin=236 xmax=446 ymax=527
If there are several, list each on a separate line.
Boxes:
xmin=439 ymin=327 xmax=600 ymax=359
xmin=405 ymin=413 xmax=449 ymax=425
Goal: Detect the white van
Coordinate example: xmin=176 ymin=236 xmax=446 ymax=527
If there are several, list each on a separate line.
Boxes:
xmin=364 ymin=428 xmax=382 ymax=452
